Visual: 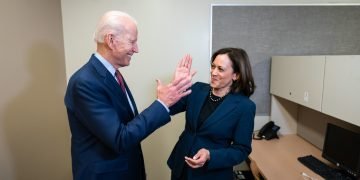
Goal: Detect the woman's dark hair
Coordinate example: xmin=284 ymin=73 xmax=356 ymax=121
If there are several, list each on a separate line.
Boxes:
xmin=211 ymin=47 xmax=256 ymax=97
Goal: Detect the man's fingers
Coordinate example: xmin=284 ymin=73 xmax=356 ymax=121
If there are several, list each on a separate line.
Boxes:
xmin=171 ymin=77 xmax=181 ymax=87
xmin=172 ymin=74 xmax=191 ymax=87
xmin=156 ymin=79 xmax=162 ymax=87
xmin=175 ymin=81 xmax=192 ymax=98
xmin=176 ymin=78 xmax=192 ymax=93
xmin=179 ymin=89 xmax=192 ymax=97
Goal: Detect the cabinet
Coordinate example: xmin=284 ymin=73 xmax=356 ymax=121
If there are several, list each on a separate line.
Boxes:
xmin=270 ymin=56 xmax=325 ymax=111
xmin=270 ymin=55 xmax=360 ymax=127
xmin=322 ymin=56 xmax=360 ymax=127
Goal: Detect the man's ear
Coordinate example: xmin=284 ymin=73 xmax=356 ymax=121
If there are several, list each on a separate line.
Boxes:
xmin=105 ymin=34 xmax=114 ymax=49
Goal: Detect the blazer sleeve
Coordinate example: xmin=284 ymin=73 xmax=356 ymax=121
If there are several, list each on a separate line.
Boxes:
xmin=169 ymin=82 xmax=202 ymax=115
xmin=71 ymin=78 xmax=170 ymax=153
xmin=169 ymin=96 xmax=187 ymax=116
xmin=206 ymin=101 xmax=256 ymax=169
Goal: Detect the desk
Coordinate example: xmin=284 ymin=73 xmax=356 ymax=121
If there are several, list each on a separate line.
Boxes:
xmin=249 ymin=134 xmax=332 ymax=180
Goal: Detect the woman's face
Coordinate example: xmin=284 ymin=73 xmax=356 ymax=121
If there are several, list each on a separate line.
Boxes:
xmin=210 ymin=54 xmax=238 ymax=91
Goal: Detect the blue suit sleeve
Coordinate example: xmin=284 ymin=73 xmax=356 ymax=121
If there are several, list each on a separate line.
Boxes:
xmin=71 ymin=79 xmax=170 ymax=152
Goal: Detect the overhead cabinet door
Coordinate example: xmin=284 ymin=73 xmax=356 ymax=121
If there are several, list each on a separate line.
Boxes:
xmin=270 ymin=56 xmax=325 ymax=111
xmin=322 ymin=55 xmax=360 ymax=127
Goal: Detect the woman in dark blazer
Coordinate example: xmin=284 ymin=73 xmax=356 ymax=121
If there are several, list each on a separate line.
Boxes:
xmin=168 ymin=48 xmax=256 ymax=180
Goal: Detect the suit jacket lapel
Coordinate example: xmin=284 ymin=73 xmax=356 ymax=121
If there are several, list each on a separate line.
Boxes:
xmin=123 ymin=80 xmax=138 ymax=116
xmin=200 ymin=93 xmax=239 ymax=130
xmin=89 ymin=55 xmax=136 ymax=118
xmin=190 ymin=85 xmax=210 ymax=130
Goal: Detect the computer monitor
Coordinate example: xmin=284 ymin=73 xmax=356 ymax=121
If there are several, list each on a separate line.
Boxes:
xmin=322 ymin=123 xmax=360 ymax=178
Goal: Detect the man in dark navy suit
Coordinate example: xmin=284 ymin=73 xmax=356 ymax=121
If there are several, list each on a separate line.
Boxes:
xmin=64 ymin=10 xmax=194 ymax=180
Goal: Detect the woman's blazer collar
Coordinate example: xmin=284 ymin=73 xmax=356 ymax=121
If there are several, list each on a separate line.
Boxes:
xmin=191 ymin=85 xmax=243 ymax=130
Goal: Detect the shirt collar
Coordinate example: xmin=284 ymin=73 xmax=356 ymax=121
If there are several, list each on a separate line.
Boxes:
xmin=94 ymin=52 xmax=116 ymax=76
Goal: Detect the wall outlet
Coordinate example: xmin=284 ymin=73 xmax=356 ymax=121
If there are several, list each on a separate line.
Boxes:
xmin=304 ymin=91 xmax=309 ymax=102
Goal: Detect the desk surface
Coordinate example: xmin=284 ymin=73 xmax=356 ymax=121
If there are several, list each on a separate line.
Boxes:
xmin=249 ymin=134 xmax=332 ymax=180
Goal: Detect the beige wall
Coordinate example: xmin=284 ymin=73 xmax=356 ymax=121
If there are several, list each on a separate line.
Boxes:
xmin=0 ymin=0 xmax=71 ymax=180
xmin=60 ymin=1 xmax=359 ymax=180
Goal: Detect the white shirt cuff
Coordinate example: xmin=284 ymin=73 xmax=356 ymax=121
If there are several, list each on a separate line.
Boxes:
xmin=156 ymin=99 xmax=169 ymax=112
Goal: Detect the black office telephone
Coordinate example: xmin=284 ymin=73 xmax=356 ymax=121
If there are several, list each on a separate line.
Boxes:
xmin=253 ymin=121 xmax=280 ymax=140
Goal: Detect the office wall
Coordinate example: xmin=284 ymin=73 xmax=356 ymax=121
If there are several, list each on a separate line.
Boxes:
xmin=212 ymin=6 xmax=360 ymax=115
xmin=0 ymin=0 xmax=71 ymax=180
xmin=61 ymin=1 xmax=359 ymax=179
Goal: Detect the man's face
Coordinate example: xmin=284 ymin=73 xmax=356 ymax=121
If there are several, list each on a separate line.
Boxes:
xmin=111 ymin=22 xmax=139 ymax=68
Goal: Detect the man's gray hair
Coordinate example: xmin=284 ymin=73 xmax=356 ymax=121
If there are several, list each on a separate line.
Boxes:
xmin=93 ymin=11 xmax=137 ymax=43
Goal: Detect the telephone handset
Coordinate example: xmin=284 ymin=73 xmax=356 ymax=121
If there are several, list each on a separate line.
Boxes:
xmin=253 ymin=121 xmax=280 ymax=140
